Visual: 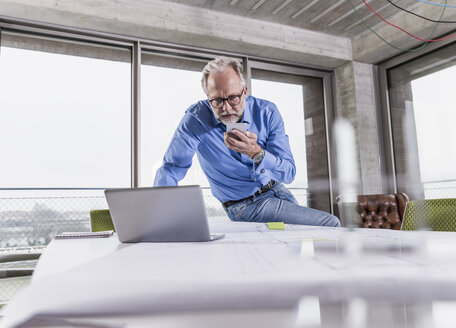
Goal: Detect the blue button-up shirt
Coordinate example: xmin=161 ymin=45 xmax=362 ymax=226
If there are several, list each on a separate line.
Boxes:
xmin=153 ymin=95 xmax=296 ymax=202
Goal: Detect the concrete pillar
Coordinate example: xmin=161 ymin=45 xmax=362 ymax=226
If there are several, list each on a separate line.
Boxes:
xmin=303 ymin=77 xmax=331 ymax=213
xmin=334 ymin=61 xmax=383 ymax=196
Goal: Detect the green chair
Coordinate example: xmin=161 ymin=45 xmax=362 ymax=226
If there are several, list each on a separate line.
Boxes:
xmin=90 ymin=209 xmax=115 ymax=232
xmin=401 ymin=198 xmax=456 ymax=232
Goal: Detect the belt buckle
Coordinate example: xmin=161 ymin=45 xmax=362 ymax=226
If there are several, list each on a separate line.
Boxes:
xmin=264 ymin=180 xmax=273 ymax=190
xmin=258 ymin=180 xmax=272 ymax=196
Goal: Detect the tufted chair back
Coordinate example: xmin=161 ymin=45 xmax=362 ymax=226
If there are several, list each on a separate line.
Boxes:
xmin=356 ymin=193 xmax=409 ymax=230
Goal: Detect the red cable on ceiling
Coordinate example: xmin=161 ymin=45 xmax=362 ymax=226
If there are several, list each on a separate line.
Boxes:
xmin=361 ymin=0 xmax=456 ymax=42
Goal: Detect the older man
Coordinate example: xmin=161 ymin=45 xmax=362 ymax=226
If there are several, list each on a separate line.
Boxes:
xmin=154 ymin=56 xmax=339 ymax=227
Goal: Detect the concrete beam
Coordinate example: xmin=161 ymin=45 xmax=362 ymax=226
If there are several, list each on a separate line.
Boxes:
xmin=352 ymin=2 xmax=456 ymax=63
xmin=0 ymin=0 xmax=352 ymax=68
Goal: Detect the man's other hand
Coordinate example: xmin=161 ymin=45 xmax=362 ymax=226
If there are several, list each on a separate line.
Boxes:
xmin=224 ymin=129 xmax=262 ymax=158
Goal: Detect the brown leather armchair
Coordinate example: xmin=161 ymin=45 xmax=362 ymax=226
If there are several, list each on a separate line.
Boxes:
xmin=356 ymin=193 xmax=409 ymax=230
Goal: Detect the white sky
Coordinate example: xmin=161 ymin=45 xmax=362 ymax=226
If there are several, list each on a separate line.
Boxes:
xmin=0 ymin=47 xmax=131 ymax=189
xmin=411 ymin=66 xmax=456 ymax=183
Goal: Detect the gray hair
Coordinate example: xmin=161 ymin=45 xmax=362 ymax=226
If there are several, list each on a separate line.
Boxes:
xmin=201 ymin=56 xmax=245 ymax=94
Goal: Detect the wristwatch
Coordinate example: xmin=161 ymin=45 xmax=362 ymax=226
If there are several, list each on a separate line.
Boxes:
xmin=251 ymin=148 xmax=265 ymax=164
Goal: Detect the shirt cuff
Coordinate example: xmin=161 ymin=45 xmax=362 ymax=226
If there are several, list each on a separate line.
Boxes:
xmin=251 ymin=149 xmax=276 ymax=178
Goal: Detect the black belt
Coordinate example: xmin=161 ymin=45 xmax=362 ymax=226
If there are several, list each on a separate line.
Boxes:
xmin=223 ymin=180 xmax=276 ymax=208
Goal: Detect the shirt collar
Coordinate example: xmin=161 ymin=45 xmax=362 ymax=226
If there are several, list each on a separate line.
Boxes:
xmin=241 ymin=95 xmax=253 ymax=125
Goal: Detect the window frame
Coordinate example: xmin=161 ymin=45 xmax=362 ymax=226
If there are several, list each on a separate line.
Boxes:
xmin=377 ymin=37 xmax=456 ymax=194
xmin=0 ymin=26 xmax=134 ymax=190
xmin=248 ymin=60 xmax=336 ymax=213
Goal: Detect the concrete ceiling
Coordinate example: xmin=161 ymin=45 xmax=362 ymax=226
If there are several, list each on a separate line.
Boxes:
xmin=162 ymin=0 xmax=420 ymax=38
xmin=2 ymin=0 xmax=455 ymax=66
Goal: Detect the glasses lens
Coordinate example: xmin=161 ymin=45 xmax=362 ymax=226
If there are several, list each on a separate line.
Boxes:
xmin=211 ymin=99 xmax=224 ymax=108
xmin=227 ymin=95 xmax=241 ymax=106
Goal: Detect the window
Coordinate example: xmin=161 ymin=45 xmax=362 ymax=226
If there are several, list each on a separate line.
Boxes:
xmin=0 ymin=32 xmax=131 ymax=189
xmin=0 ymin=31 xmax=131 ymax=248
xmin=140 ymin=52 xmax=209 ymax=187
xmin=141 ymin=56 xmax=333 ymax=214
xmin=0 ymin=27 xmax=336 ymax=249
xmin=251 ymin=74 xmax=308 ymax=188
xmin=387 ymin=42 xmax=456 ymax=200
xmin=251 ymin=67 xmax=330 ymax=211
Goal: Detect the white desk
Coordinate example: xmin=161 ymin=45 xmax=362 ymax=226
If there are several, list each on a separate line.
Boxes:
xmin=2 ymin=222 xmax=456 ymax=328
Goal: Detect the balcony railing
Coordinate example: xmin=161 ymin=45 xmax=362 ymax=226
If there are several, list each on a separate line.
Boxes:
xmin=423 ymin=180 xmax=456 ymax=199
xmin=0 ymin=187 xmax=308 ymax=249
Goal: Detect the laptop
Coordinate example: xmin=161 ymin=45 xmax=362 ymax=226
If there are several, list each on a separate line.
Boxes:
xmin=104 ymin=185 xmax=225 ymax=243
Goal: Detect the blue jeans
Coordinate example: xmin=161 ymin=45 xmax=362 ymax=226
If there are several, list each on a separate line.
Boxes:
xmin=224 ymin=182 xmax=340 ymax=227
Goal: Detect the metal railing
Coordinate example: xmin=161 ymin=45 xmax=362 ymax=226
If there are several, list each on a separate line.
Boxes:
xmin=423 ymin=180 xmax=456 ymax=200
xmin=0 ymin=188 xmax=308 ymax=249
xmin=0 ymin=196 xmax=106 ymax=249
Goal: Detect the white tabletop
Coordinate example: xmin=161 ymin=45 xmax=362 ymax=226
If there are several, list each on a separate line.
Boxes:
xmin=2 ymin=222 xmax=456 ymax=328
xmin=31 ymin=234 xmax=120 ymax=282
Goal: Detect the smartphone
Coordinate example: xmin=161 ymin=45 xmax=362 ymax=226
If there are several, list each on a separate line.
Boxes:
xmin=226 ymin=122 xmax=247 ymax=134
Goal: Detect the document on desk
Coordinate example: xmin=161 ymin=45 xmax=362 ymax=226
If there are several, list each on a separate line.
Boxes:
xmin=0 ymin=225 xmax=336 ymax=328
xmin=54 ymin=230 xmax=114 ymax=239
xmin=3 ymin=224 xmax=456 ymax=328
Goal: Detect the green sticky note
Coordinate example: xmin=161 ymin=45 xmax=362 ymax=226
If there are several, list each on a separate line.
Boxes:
xmin=267 ymin=222 xmax=285 ymax=230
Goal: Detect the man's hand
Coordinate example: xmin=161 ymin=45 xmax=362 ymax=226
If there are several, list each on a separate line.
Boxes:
xmin=224 ymin=129 xmax=262 ymax=158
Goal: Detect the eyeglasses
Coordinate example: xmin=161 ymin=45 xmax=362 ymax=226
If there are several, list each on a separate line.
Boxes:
xmin=208 ymin=87 xmax=245 ymax=109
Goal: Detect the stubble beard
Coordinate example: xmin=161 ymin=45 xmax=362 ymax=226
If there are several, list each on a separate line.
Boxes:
xmin=216 ymin=109 xmax=244 ymax=125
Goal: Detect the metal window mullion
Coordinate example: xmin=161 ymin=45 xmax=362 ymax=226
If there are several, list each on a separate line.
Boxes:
xmin=322 ymin=73 xmax=336 ymax=215
xmin=377 ymin=65 xmax=397 ymax=194
xmin=0 ymin=16 xmax=132 ymax=47
xmin=131 ymin=41 xmax=141 ymax=188
xmin=243 ymin=57 xmax=252 ymax=95
xmin=248 ymin=60 xmax=331 ymax=78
